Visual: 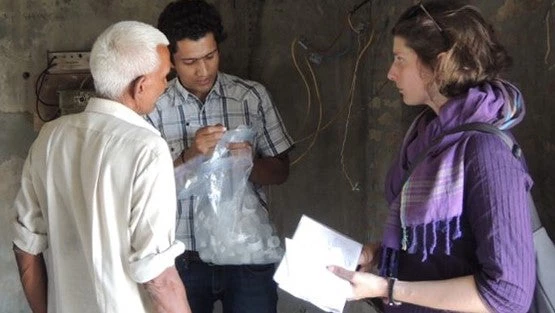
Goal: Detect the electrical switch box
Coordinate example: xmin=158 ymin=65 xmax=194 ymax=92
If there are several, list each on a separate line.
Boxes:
xmin=47 ymin=51 xmax=91 ymax=74
xmin=58 ymin=89 xmax=96 ymax=115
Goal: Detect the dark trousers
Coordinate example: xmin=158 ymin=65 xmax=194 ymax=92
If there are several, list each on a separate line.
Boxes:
xmin=175 ymin=251 xmax=278 ymax=313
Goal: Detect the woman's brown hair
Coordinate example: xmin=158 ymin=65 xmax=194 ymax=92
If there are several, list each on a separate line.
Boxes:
xmin=392 ymin=0 xmax=512 ymax=97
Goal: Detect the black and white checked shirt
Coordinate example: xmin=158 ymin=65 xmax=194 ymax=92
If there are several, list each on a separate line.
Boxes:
xmin=146 ymin=72 xmax=294 ymax=251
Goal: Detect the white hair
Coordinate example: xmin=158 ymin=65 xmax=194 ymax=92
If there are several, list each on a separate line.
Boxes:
xmin=90 ymin=21 xmax=169 ymax=100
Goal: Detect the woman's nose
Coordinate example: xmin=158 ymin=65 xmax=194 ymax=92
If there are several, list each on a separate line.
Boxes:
xmin=387 ymin=65 xmax=396 ymax=81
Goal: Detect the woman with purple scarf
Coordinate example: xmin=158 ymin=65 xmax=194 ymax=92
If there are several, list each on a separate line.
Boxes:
xmin=328 ymin=1 xmax=535 ymax=312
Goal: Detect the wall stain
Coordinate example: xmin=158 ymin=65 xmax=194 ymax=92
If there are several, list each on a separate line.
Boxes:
xmin=368 ymin=129 xmax=383 ymax=141
xmin=377 ymin=111 xmax=394 ymax=126
xmin=0 ymin=157 xmax=25 ymax=201
xmin=89 ymin=0 xmax=114 ymax=15
xmin=495 ymin=0 xmax=543 ymax=22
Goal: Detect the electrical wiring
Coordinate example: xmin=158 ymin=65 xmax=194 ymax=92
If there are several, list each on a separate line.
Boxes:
xmin=306 ymin=0 xmax=371 ymax=55
xmin=545 ymin=1 xmax=554 ymax=65
xmin=312 ymin=16 xmax=349 ymax=54
xmin=34 ymin=57 xmax=94 ymax=122
xmin=35 ymin=91 xmax=59 ymax=122
xmin=290 ymin=37 xmax=313 ymax=137
xmin=291 ymin=30 xmax=375 ymax=168
xmin=35 ymin=58 xmax=61 ymax=122
xmin=349 ymin=0 xmax=372 ymax=15
xmin=339 ymin=28 xmax=375 ymax=191
xmin=35 ymin=59 xmax=58 ymax=107
xmin=291 ymin=56 xmax=324 ymax=166
xmin=294 ymin=29 xmax=375 ymax=145
xmin=78 ymin=74 xmax=92 ymax=89
xmin=290 ymin=2 xmax=377 ymax=171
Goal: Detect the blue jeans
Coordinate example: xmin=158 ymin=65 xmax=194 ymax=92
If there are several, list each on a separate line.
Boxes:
xmin=175 ymin=252 xmax=278 ymax=313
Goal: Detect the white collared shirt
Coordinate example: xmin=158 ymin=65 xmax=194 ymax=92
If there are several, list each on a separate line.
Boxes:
xmin=13 ymin=97 xmax=184 ymax=313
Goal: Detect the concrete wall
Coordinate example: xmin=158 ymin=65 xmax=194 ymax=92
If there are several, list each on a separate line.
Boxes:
xmin=1 ymin=1 xmax=553 ymax=312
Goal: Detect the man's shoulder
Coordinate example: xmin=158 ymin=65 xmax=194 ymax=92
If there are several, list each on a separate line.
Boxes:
xmin=219 ymin=72 xmax=267 ymax=94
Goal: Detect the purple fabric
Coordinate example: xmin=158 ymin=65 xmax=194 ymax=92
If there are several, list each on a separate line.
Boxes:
xmin=379 ymin=80 xmax=535 ymax=312
xmin=382 ymin=80 xmax=525 ymax=258
xmin=383 ymin=134 xmax=535 ymax=313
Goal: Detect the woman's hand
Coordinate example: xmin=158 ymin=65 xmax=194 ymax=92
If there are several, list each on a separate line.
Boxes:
xmin=327 ymin=265 xmax=387 ymax=300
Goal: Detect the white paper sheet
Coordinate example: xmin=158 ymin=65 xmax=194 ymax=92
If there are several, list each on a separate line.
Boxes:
xmin=274 ymin=215 xmax=363 ymax=313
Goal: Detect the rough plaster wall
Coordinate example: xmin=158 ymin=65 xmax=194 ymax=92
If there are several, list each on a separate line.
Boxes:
xmin=0 ymin=0 xmax=554 ymax=313
xmin=0 ymin=114 xmax=38 ymax=313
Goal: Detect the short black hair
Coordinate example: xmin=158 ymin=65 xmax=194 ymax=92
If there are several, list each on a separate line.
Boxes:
xmin=157 ymin=0 xmax=227 ymax=54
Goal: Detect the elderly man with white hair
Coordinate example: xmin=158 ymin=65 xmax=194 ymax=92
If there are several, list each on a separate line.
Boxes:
xmin=12 ymin=21 xmax=191 ymax=313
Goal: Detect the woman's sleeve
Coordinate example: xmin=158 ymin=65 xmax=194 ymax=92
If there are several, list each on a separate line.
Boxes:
xmin=464 ymin=133 xmax=535 ymax=313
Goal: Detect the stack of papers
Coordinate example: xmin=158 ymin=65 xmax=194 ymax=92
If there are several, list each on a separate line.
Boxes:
xmin=273 ymin=215 xmax=362 ymax=313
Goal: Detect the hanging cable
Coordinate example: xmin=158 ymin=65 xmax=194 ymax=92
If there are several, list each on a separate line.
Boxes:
xmin=291 ymin=37 xmax=313 ymax=137
xmin=291 ymin=56 xmax=324 ymax=166
xmin=349 ymin=0 xmax=372 ymax=15
xmin=545 ymin=1 xmax=554 ymax=65
xmin=35 ymin=58 xmax=58 ymax=107
xmin=339 ymin=29 xmax=375 ymax=191
xmin=295 ymin=29 xmax=376 ymax=145
xmin=290 ymin=0 xmax=378 ymax=175
xmin=35 ymin=58 xmax=61 ymax=122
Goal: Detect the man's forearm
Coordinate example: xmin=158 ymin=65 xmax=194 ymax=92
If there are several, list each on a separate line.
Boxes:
xmin=250 ymin=153 xmax=290 ymax=185
xmin=173 ymin=147 xmax=201 ymax=168
xmin=143 ymin=266 xmax=191 ymax=313
xmin=13 ymin=244 xmax=47 ymax=313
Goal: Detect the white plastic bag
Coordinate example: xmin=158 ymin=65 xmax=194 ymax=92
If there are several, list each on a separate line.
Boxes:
xmin=175 ymin=125 xmax=283 ymax=264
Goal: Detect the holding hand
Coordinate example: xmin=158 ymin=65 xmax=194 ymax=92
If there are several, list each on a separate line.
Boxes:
xmin=192 ymin=124 xmax=226 ymax=156
xmin=327 ymin=265 xmax=387 ymax=300
xmin=326 ymin=242 xmax=386 ymax=301
xmin=176 ymin=125 xmax=226 ymax=166
xmin=227 ymin=141 xmax=253 ymax=158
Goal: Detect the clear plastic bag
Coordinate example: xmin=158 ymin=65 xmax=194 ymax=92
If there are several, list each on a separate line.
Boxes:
xmin=174 ymin=125 xmax=283 ymax=264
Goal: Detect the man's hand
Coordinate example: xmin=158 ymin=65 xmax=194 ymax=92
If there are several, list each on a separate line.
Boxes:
xmin=191 ymin=125 xmax=226 ymax=156
xmin=227 ymin=141 xmax=253 ymax=157
xmin=176 ymin=125 xmax=226 ymax=166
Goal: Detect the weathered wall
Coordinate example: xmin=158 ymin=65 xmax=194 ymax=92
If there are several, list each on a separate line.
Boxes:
xmin=1 ymin=1 xmax=553 ymax=312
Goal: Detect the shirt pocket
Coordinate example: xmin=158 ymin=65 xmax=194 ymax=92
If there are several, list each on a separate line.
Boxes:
xmin=167 ymin=139 xmax=185 ymax=160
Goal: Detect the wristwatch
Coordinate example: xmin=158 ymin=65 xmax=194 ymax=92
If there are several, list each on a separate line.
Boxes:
xmin=386 ymin=276 xmax=402 ymax=306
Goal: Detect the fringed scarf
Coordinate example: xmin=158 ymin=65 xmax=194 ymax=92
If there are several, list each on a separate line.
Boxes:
xmin=379 ymin=80 xmax=525 ymax=278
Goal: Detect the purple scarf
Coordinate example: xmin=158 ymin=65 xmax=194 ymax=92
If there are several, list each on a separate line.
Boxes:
xmin=379 ymin=80 xmax=525 ymax=277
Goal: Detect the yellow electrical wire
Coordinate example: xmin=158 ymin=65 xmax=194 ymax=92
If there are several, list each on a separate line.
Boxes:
xmin=291 ymin=56 xmax=324 ymax=166
xmin=295 ymin=27 xmax=376 ymax=145
xmin=546 ymin=7 xmax=552 ymax=65
xmin=290 ymin=6 xmax=379 ymax=171
xmin=290 ymin=37 xmax=313 ymax=137
xmin=339 ymin=28 xmax=376 ymax=190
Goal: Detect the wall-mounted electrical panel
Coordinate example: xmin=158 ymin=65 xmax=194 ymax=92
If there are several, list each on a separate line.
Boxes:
xmin=47 ymin=51 xmax=91 ymax=74
xmin=58 ymin=89 xmax=96 ymax=115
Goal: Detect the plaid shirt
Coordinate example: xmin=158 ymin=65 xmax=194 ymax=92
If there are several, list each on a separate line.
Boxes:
xmin=146 ymin=72 xmax=293 ymax=251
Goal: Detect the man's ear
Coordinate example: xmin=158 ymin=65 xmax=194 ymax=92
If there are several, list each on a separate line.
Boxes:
xmin=131 ymin=75 xmax=147 ymax=99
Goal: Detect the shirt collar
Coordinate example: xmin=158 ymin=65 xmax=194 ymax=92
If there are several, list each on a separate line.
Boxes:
xmin=85 ymin=97 xmax=161 ymax=136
